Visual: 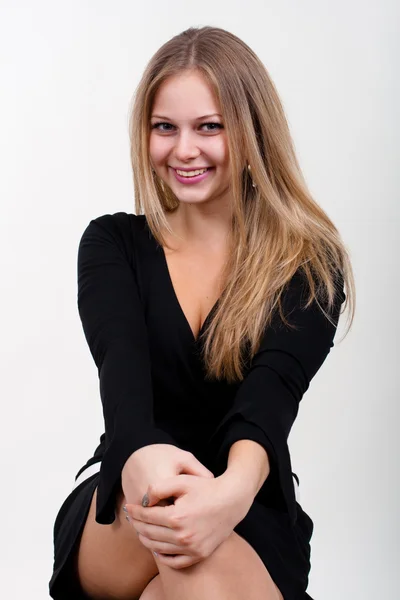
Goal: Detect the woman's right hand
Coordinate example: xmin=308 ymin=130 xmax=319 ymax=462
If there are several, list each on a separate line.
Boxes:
xmin=121 ymin=444 xmax=214 ymax=507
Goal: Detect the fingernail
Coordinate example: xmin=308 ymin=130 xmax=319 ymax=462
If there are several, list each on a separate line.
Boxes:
xmin=153 ymin=551 xmax=158 ymax=557
xmin=122 ymin=505 xmax=128 ymax=513
xmin=125 ymin=515 xmax=130 ymax=522
xmin=142 ymin=493 xmax=149 ymax=507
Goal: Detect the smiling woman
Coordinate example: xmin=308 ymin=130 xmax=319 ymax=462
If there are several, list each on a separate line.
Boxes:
xmin=49 ymin=25 xmax=355 ymax=600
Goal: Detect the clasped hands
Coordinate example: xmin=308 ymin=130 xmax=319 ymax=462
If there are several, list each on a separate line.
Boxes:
xmin=124 ymin=472 xmax=251 ymax=569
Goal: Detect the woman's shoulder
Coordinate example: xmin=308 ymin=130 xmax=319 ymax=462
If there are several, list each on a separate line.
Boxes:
xmin=81 ymin=211 xmax=148 ymax=246
xmin=88 ymin=211 xmax=146 ymax=233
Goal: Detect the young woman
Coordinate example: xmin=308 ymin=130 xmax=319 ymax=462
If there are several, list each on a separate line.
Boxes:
xmin=49 ymin=25 xmax=355 ymax=600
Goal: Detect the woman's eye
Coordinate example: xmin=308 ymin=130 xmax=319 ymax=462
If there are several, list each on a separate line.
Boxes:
xmin=201 ymin=122 xmax=223 ymax=131
xmin=151 ymin=122 xmax=173 ymax=131
xmin=151 ymin=122 xmax=223 ymax=132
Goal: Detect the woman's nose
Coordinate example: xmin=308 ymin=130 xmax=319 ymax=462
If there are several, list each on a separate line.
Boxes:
xmin=173 ymin=131 xmax=201 ymax=161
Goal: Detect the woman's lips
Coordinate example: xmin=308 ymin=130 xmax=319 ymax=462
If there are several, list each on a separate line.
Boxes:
xmin=171 ymin=167 xmax=214 ymax=184
xmin=172 ymin=166 xmax=211 ymax=171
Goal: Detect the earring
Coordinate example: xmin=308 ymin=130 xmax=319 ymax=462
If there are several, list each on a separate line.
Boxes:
xmin=247 ymin=163 xmax=256 ymax=188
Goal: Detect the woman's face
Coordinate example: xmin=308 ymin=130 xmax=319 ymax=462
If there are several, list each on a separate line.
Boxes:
xmin=149 ymin=70 xmax=232 ymax=208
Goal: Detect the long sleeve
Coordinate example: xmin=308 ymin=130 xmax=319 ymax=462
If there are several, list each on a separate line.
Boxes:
xmin=77 ymin=214 xmax=179 ymax=524
xmin=207 ymin=268 xmax=346 ymax=526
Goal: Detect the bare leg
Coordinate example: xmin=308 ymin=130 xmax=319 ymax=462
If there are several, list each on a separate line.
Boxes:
xmin=139 ymin=575 xmax=165 ymax=600
xmin=154 ymin=531 xmax=284 ymax=600
xmin=76 ymin=486 xmax=159 ymax=599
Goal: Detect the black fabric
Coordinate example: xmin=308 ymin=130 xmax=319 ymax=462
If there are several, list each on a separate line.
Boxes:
xmin=49 ymin=474 xmax=99 ymax=599
xmin=49 ymin=212 xmax=345 ymax=598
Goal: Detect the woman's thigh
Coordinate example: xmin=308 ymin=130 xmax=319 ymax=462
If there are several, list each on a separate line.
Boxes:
xmin=154 ymin=531 xmax=284 ymax=600
xmin=76 ymin=485 xmax=159 ymax=600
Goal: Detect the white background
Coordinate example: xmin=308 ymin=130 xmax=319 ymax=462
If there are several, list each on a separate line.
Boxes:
xmin=1 ymin=1 xmax=398 ymax=598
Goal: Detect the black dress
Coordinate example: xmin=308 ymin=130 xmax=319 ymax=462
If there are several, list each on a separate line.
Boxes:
xmin=49 ymin=212 xmax=346 ymax=599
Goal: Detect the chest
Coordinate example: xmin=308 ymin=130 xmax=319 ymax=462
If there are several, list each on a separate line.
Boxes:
xmin=162 ymin=247 xmax=226 ymax=342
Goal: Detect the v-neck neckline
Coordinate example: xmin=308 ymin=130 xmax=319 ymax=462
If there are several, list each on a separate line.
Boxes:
xmin=158 ymin=244 xmax=220 ymax=345
xmin=139 ymin=213 xmax=222 ymax=344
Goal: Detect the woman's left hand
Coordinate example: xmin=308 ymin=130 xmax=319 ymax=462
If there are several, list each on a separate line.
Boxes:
xmin=125 ymin=473 xmax=253 ymax=569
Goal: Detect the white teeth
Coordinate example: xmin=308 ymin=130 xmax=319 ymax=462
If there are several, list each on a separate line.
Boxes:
xmin=176 ymin=168 xmax=208 ymax=177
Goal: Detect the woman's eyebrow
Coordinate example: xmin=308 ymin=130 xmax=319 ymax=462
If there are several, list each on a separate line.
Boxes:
xmin=150 ymin=113 xmax=222 ymax=120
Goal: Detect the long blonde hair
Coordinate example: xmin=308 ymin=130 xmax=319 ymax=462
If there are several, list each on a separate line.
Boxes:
xmin=128 ymin=26 xmax=356 ymax=383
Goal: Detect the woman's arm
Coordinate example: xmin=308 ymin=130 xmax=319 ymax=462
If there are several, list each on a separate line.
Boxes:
xmin=77 ymin=213 xmax=180 ymax=525
xmin=207 ymin=268 xmax=346 ymax=525
xmin=220 ymin=439 xmax=271 ymax=502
